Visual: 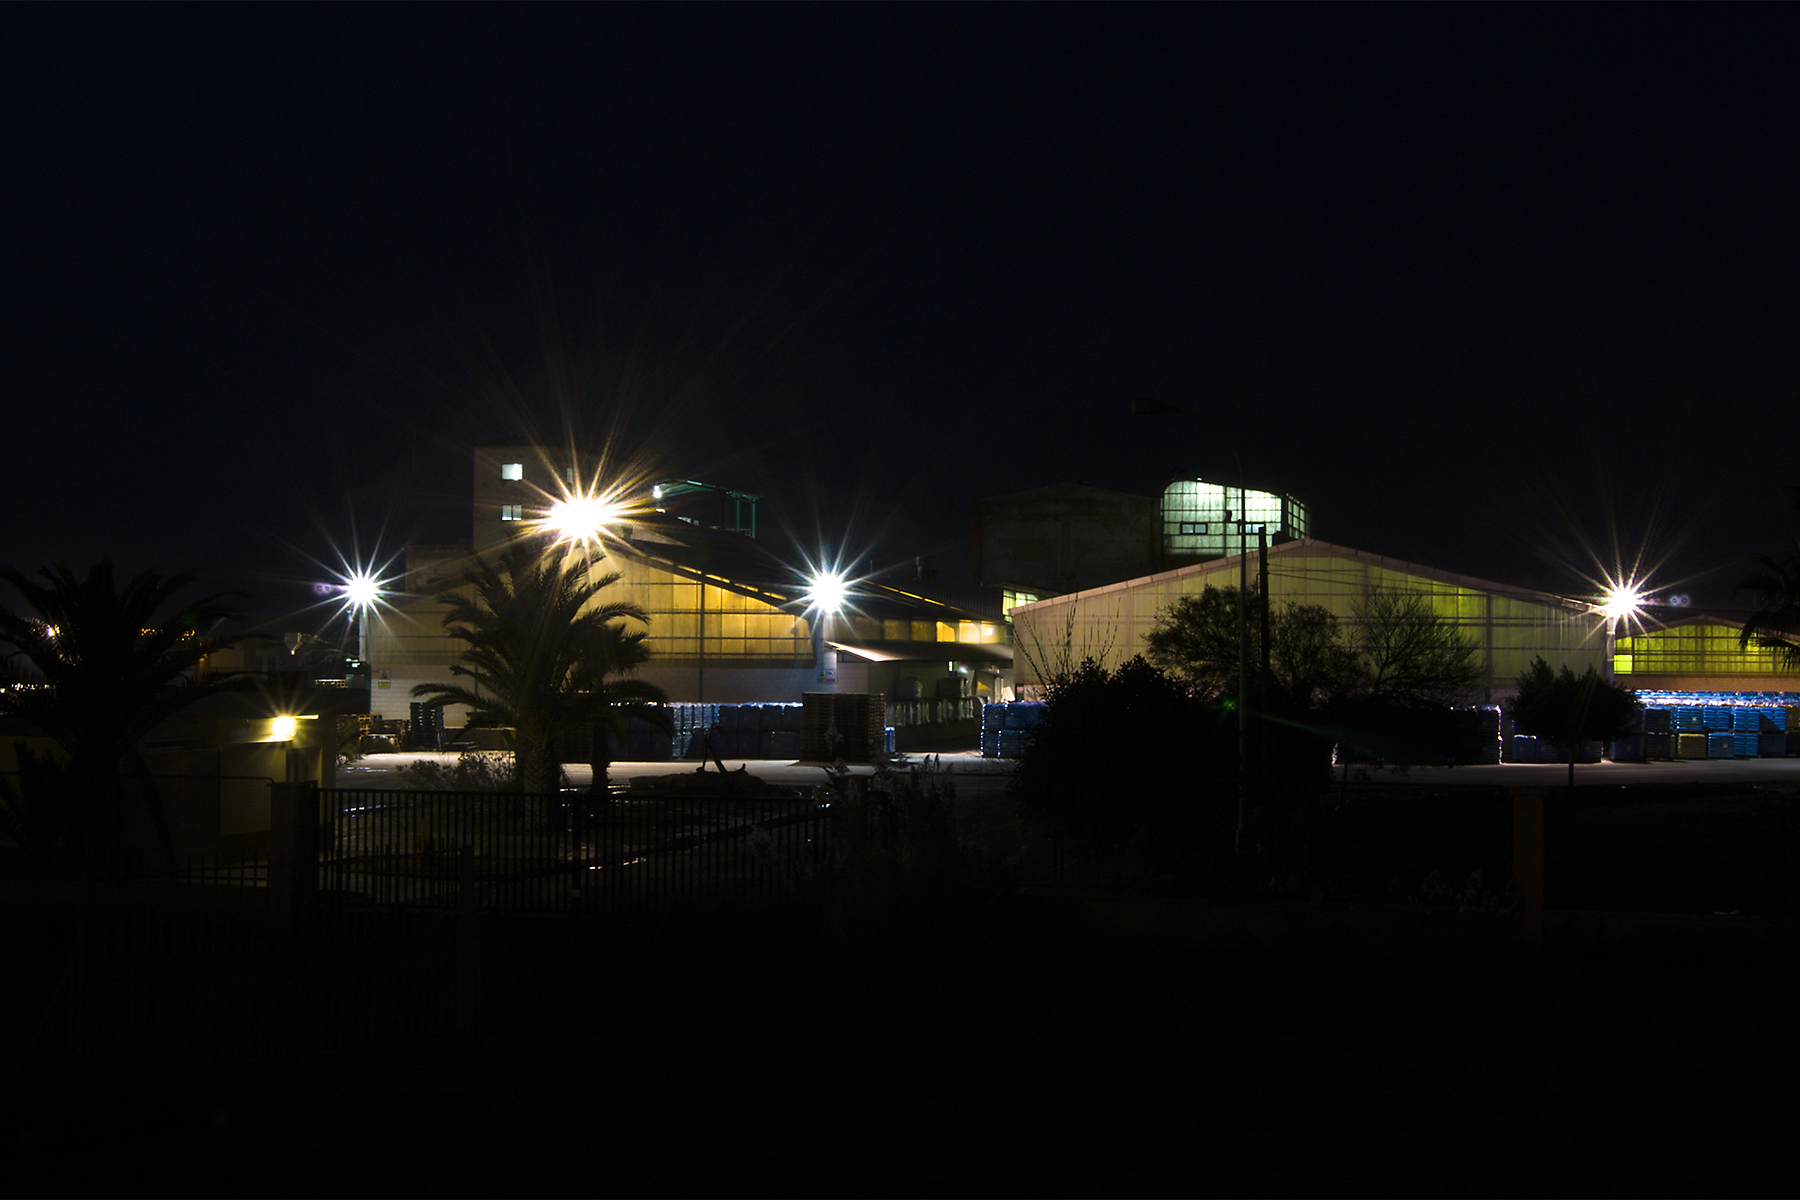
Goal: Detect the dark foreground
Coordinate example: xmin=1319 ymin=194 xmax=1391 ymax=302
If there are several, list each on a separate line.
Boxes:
xmin=6 ymin=883 xmax=1797 ymax=1199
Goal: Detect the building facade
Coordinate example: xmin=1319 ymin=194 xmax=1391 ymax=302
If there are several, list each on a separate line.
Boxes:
xmin=362 ymin=446 xmax=1013 ymax=744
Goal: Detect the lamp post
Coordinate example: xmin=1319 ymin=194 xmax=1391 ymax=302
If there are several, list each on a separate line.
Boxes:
xmin=342 ymin=571 xmax=380 ymax=663
xmin=807 ymin=569 xmax=847 ymax=692
xmin=1598 ymin=582 xmax=1644 ymax=683
xmin=1132 ymin=397 xmax=1252 ymax=853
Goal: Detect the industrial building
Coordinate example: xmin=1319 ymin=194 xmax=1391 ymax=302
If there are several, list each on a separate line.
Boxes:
xmin=1008 ymin=536 xmax=1800 ymax=760
xmin=363 ymin=445 xmax=1012 ymax=749
xmin=974 ymin=477 xmax=1308 ymax=611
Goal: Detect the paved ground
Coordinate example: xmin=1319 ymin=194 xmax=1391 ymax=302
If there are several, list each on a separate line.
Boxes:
xmin=343 ymin=746 xmax=1800 ymax=791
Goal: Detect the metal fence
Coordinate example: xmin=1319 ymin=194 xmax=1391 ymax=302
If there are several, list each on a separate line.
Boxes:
xmin=318 ymin=788 xmax=834 ymax=915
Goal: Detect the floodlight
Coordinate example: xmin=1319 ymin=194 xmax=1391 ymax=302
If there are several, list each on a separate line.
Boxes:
xmin=343 ymin=570 xmax=381 ymax=611
xmin=271 ymin=715 xmax=298 ymax=742
xmin=546 ymin=492 xmax=626 ymax=546
xmin=1601 ymin=583 xmax=1644 ymax=624
xmin=806 ymin=570 xmax=848 ymax=615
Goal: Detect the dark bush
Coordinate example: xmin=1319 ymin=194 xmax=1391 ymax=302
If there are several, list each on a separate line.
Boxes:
xmin=1009 ymin=656 xmax=1236 ymax=885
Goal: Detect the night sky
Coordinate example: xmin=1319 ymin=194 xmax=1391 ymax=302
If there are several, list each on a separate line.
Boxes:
xmin=6 ymin=6 xmax=1796 ymax=622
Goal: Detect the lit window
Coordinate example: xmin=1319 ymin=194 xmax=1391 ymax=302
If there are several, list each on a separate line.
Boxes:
xmin=1179 ymin=522 xmax=1209 ymax=535
xmin=501 ymin=463 xmax=523 ymax=481
xmin=500 ymin=504 xmax=524 ymax=521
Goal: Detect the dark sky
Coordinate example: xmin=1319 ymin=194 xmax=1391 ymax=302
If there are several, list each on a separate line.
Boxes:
xmin=5 ymin=5 xmax=1796 ymax=621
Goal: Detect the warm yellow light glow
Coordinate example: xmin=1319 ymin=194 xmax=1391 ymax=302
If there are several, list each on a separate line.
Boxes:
xmin=1601 ymin=583 xmax=1644 ymax=623
xmin=807 ymin=570 xmax=848 ymax=615
xmin=343 ymin=571 xmax=380 ymax=609
xmin=545 ymin=491 xmax=627 ymax=546
xmin=270 ymin=716 xmax=298 ymax=741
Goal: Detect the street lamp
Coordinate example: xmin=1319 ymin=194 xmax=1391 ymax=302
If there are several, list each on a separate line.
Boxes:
xmin=1132 ymin=397 xmax=1252 ymax=852
xmin=805 ymin=569 xmax=848 ymax=690
xmin=340 ymin=569 xmax=383 ymax=663
xmin=545 ymin=490 xmax=628 ymax=549
xmin=1597 ymin=579 xmax=1646 ymax=682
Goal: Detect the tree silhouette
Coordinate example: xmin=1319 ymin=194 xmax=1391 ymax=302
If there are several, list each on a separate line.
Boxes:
xmin=1509 ymin=655 xmax=1640 ymax=786
xmin=1143 ymin=587 xmax=1360 ymax=706
xmin=410 ymin=538 xmax=669 ymax=794
xmin=1143 ymin=585 xmax=1477 ymax=707
xmin=1738 ymin=484 xmax=1800 ymax=669
xmin=0 ymin=559 xmax=246 ymax=874
xmin=1351 ymin=588 xmax=1482 ymax=705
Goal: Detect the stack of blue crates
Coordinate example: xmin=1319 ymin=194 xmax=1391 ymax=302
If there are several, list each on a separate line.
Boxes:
xmin=677 ymin=702 xmax=807 ymax=759
xmin=607 ymin=713 xmax=675 ymax=761
xmin=1760 ymin=706 xmax=1788 ymax=757
xmin=980 ymin=701 xmax=1007 ymax=757
xmin=1732 ymin=708 xmax=1761 ymax=758
xmin=1636 ymin=693 xmax=1800 ymax=759
xmin=975 ymin=702 xmax=1046 ymax=759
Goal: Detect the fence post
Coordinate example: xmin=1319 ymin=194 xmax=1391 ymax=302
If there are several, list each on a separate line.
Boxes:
xmin=829 ymin=777 xmax=866 ymax=863
xmin=458 ymin=842 xmax=479 ymax=1037
xmin=1512 ymin=788 xmax=1545 ymax=953
xmin=269 ymin=781 xmax=320 ymax=930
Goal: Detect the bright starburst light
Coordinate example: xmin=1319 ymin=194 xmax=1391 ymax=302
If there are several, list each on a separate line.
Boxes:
xmin=542 ymin=489 xmax=631 ymax=548
xmin=342 ymin=570 xmax=381 ymax=611
xmin=806 ymin=569 xmax=849 ymax=615
xmin=1599 ymin=580 xmax=1645 ymax=624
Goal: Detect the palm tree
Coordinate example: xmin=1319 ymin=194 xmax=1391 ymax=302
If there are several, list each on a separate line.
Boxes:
xmin=570 ymin=614 xmax=668 ymax=793
xmin=0 ymin=559 xmax=246 ymax=874
xmin=410 ymin=537 xmax=670 ymax=794
xmin=1739 ymin=487 xmax=1800 ymax=669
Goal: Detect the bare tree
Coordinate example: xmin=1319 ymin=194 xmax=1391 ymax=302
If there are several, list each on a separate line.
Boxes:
xmin=1143 ymin=586 xmax=1359 ymax=707
xmin=1350 ymin=588 xmax=1482 ymax=705
xmin=1013 ymin=603 xmax=1119 ymax=696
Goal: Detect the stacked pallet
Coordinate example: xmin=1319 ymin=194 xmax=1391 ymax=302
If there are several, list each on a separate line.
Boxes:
xmin=799 ymin=693 xmax=887 ymax=762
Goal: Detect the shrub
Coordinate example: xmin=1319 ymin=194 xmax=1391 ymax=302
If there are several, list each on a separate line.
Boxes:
xmin=1009 ymin=656 xmax=1236 ymax=888
xmin=390 ymin=751 xmax=567 ymax=792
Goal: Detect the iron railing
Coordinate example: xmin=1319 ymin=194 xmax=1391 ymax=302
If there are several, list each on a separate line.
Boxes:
xmin=317 ymin=787 xmax=833 ymax=915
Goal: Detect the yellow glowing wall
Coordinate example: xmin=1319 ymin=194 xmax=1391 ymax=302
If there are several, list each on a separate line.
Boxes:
xmin=1012 ymin=545 xmax=1603 ymax=698
xmin=1613 ymin=622 xmax=1798 ymax=683
xmin=600 ymin=553 xmax=812 ymax=665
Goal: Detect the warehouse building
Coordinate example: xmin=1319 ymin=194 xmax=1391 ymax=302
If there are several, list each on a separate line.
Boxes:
xmin=362 ymin=445 xmax=1011 ymax=750
xmin=1008 ymin=537 xmax=1800 ymax=760
xmin=974 ymin=476 xmax=1308 ymax=613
